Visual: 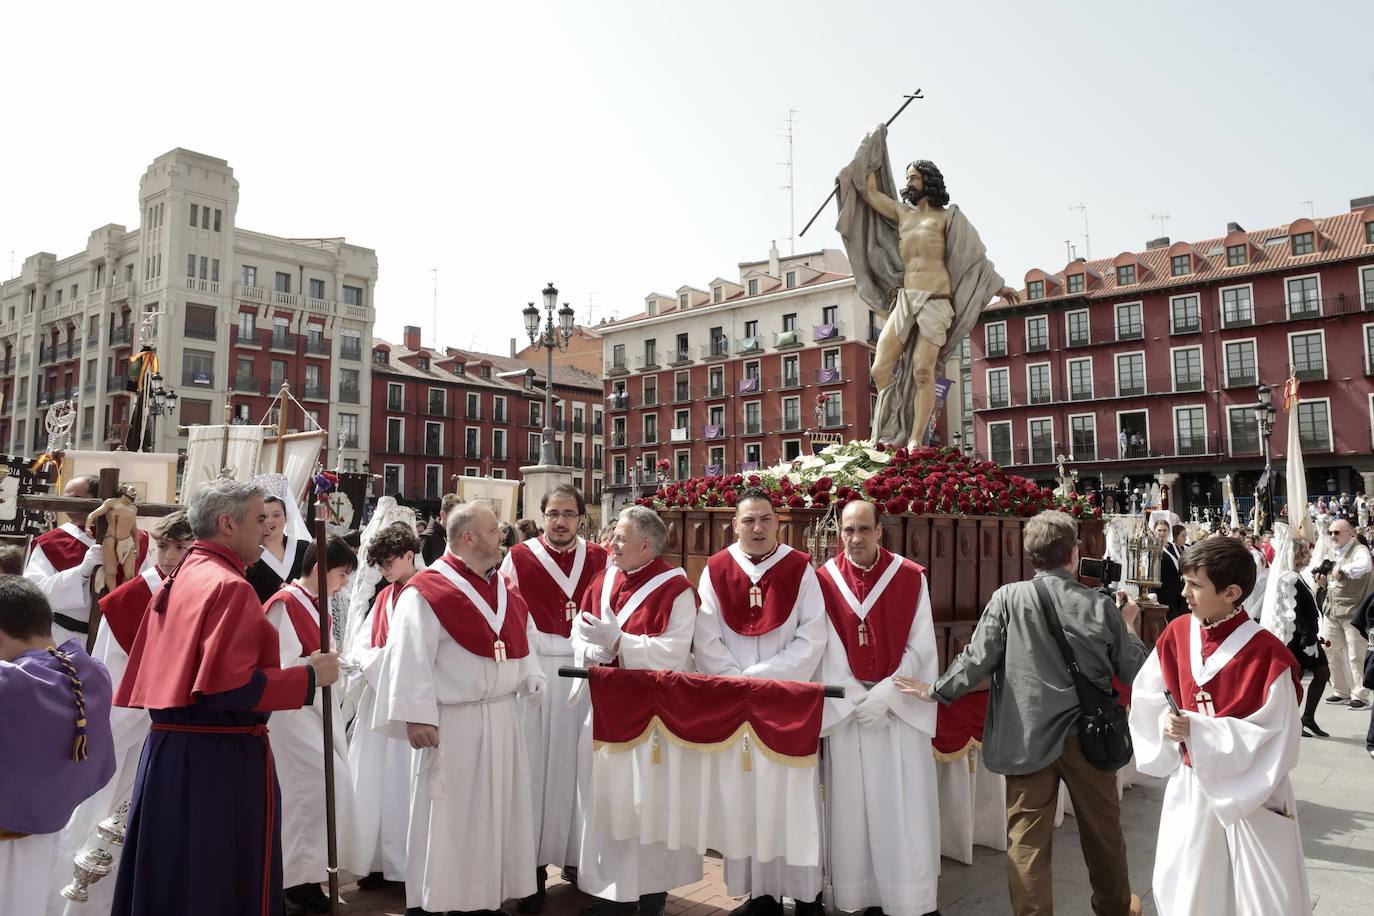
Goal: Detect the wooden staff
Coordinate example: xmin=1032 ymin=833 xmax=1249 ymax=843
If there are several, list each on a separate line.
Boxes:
xmin=83 ymin=468 xmax=121 ymax=653
xmin=313 ymin=510 xmax=341 ymax=916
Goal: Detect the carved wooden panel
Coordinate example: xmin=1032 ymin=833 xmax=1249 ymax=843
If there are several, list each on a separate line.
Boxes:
xmin=978 ymin=519 xmax=1000 ymax=611
xmin=954 ymin=518 xmax=979 ymax=620
xmin=906 ymin=516 xmax=931 ymax=569
xmin=927 ymin=517 xmax=955 ymax=621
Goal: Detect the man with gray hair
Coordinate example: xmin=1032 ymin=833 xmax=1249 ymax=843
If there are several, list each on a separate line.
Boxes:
xmin=372 ymin=499 xmax=546 ymax=916
xmin=900 ymin=510 xmax=1146 ymax=916
xmin=570 ymin=505 xmax=701 ymax=916
xmin=110 ymin=477 xmax=340 ymax=916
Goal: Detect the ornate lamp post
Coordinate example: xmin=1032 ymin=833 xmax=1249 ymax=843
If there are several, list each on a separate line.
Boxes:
xmin=523 ymin=283 xmax=575 ymax=467
xmin=1254 ymin=382 xmax=1277 ymax=528
xmin=146 ymin=373 xmax=178 ymax=452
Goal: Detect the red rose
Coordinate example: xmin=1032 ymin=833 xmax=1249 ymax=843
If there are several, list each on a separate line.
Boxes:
xmin=886 ymin=497 xmax=909 ymax=515
xmin=815 ymin=476 xmax=834 ymax=492
xmin=724 ymin=491 xmax=739 ymax=506
xmin=788 ymin=494 xmax=805 ymax=508
xmin=747 ymin=474 xmax=762 ymax=486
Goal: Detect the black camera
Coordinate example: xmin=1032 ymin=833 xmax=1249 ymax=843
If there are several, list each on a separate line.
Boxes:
xmin=1077 ymin=556 xmax=1123 ymax=584
xmin=1313 ymin=558 xmax=1335 ymax=577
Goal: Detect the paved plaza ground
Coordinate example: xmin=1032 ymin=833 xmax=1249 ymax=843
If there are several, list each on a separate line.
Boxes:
xmin=341 ymin=673 xmax=1374 ymax=915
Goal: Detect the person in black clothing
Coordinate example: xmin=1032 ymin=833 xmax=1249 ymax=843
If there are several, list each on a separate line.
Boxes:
xmin=420 ymin=493 xmax=462 ymax=566
xmin=244 ymin=494 xmax=308 ymax=603
xmin=1288 ymin=540 xmax=1332 ymax=737
xmin=1154 ymin=517 xmax=1186 ymax=621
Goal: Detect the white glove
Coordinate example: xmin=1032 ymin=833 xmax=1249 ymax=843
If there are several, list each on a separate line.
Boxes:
xmin=578 ymin=610 xmax=622 ymax=650
xmin=79 ymin=543 xmax=105 ymax=575
xmin=520 ymin=675 xmax=546 ymax=705
xmin=583 ymin=644 xmax=615 ymax=665
xmin=853 ymin=692 xmax=891 ymax=729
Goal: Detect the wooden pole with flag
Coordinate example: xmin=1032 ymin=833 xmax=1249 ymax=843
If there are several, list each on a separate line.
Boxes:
xmin=312 ymin=478 xmax=341 ymax=915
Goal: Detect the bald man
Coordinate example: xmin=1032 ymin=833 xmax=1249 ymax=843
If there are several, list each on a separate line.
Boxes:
xmin=1316 ymin=518 xmax=1371 ymax=708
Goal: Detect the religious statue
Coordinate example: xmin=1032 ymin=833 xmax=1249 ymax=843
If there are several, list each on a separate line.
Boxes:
xmin=835 ymin=123 xmax=1018 ymax=448
xmin=86 ymin=485 xmax=139 ymax=594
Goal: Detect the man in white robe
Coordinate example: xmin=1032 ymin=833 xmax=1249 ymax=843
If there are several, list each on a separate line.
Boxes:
xmin=264 ymin=537 xmax=359 ymax=916
xmin=815 ymin=500 xmax=940 ymax=916
xmin=570 ymin=505 xmax=701 ymax=916
xmin=500 ymin=484 xmax=608 ymax=912
xmin=373 ymin=502 xmax=545 ymax=916
xmin=694 ymin=490 xmax=825 ymax=916
xmin=1130 ymin=536 xmax=1309 ymax=915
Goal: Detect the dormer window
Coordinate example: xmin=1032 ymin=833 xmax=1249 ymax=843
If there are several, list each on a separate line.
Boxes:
xmin=1365 ymin=221 xmax=1374 ymax=244
xmin=785 ymin=270 xmax=796 ymax=289
xmin=1171 ymin=254 xmax=1191 ymax=276
xmin=373 ymin=349 xmax=389 ymax=365
xmin=678 ymin=293 xmax=689 ymax=309
xmin=417 ymin=357 xmax=429 ymax=370
xmin=1226 ymin=244 xmax=1247 ymax=267
xmin=480 ymin=366 xmax=491 ymax=379
xmin=1116 ymin=264 xmax=1137 ymax=286
xmin=646 ymin=301 xmax=657 ymax=317
xmin=748 ymin=278 xmax=759 ymax=296
xmin=1026 ymin=280 xmax=1044 ymax=301
xmin=712 ymin=286 xmax=723 ymax=303
xmin=1291 ymin=231 xmax=1315 ymax=256
xmin=455 ymin=362 xmax=465 ymax=375
xmin=1066 ymin=274 xmax=1085 ymax=294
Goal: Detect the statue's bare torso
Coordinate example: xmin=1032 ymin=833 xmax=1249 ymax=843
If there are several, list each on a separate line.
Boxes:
xmin=897 ymin=204 xmax=952 ymax=296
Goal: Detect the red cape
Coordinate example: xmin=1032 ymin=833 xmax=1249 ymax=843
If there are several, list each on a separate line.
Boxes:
xmin=34 ymin=525 xmax=150 ymax=587
xmin=818 ymin=549 xmax=923 ymax=682
xmin=370 ymin=582 xmax=401 ymax=649
xmin=405 ymin=554 xmax=531 ymax=660
xmin=99 ymin=567 xmax=164 ymax=653
xmin=265 ymin=584 xmax=326 ymax=657
xmin=706 ymin=546 xmax=811 ymax=636
xmin=506 ymin=537 xmax=608 ymax=637
xmin=580 ymin=557 xmax=695 ymax=639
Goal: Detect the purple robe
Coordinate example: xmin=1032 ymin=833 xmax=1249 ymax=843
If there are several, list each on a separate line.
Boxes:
xmin=0 ymin=638 xmax=115 ymax=834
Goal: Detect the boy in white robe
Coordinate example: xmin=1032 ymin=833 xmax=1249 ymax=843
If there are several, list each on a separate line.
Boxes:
xmin=693 ymin=490 xmax=826 ymax=916
xmin=264 ymin=535 xmax=359 ymax=916
xmin=372 ymin=502 xmax=545 ymax=915
xmin=1129 ymin=536 xmax=1310 ymax=916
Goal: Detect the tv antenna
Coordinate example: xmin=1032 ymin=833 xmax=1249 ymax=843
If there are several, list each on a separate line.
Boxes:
xmin=430 ymin=268 xmax=439 ymax=346
xmin=779 ymin=109 xmax=800 ymax=254
xmin=1064 ymin=240 xmax=1077 ymax=262
xmin=1300 ymin=199 xmax=1314 ymax=218
xmin=1150 ymin=212 xmax=1171 ymax=236
xmin=1069 ymin=203 xmax=1091 ymax=259
xmin=585 ymin=291 xmax=599 ymax=324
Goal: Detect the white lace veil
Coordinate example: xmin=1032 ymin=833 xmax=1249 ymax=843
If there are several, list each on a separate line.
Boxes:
xmin=1259 ymin=523 xmax=1297 ymax=645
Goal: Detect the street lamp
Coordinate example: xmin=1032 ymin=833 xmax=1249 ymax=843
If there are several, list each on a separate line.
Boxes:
xmin=1254 ymin=382 xmax=1277 ymax=529
xmin=523 ymin=283 xmax=575 ymax=466
xmin=146 ymin=372 xmax=177 ymax=451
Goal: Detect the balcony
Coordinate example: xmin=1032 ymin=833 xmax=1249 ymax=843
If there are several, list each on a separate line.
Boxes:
xmin=743 ymin=421 xmax=763 ymax=437
xmin=1025 ymin=337 xmax=1049 ymax=354
xmin=1293 ymin=366 xmax=1325 ymax=382
xmin=185 ymin=278 xmax=221 ymax=294
xmin=305 ymin=339 xmax=331 ymax=356
xmin=1299 ymin=433 xmax=1331 ymax=452
xmin=1170 ymin=317 xmax=1201 ymax=335
xmin=233 ymin=375 xmax=263 ymax=394
xmin=606 ymin=393 xmax=629 ymax=412
xmin=1115 ymin=323 xmax=1144 ymax=341
xmin=184 ymin=321 xmax=217 ymax=341
xmin=1176 ymin=438 xmax=1209 ymax=457
xmin=270 ymin=332 xmax=294 ymax=351
xmin=383 ymin=396 xmax=411 ymax=413
xmin=736 ymin=337 xmax=762 ymax=355
xmin=381 ymin=437 xmax=409 ymax=455
xmin=1066 ymin=331 xmax=1089 ymax=348
xmin=1173 ymin=376 xmax=1204 ymax=393
xmin=988 ymin=393 xmax=1010 ymax=409
xmin=425 ymin=399 xmax=449 ymax=417
xmin=303 ymin=384 xmax=327 ymax=400
xmin=1069 ymin=386 xmax=1093 ymax=402
xmin=1028 ymin=387 xmax=1052 ymax=405
xmin=1226 ymin=371 xmax=1258 ymax=388
xmin=464 ymin=448 xmax=482 ymax=460
xmin=424 ymin=441 xmax=444 ymax=457
xmin=342 ymin=434 xmax=360 ymax=449
xmin=338 ymin=384 xmax=360 ymax=404
xmin=781 ymin=415 xmax=803 ymax=432
xmin=109 ymin=326 xmax=131 ymax=346
xmin=82 ymin=377 xmax=96 ymax=394
xmin=465 ymin=406 xmax=482 ymax=420
xmin=593 ymin=456 xmax=604 ymax=469
xmin=86 ymin=333 xmax=98 ymax=349
xmin=672 ymin=384 xmax=691 ymax=403
xmin=817 ymin=367 xmax=843 ymax=385
xmin=813 ymin=321 xmax=845 ymax=342
xmin=635 ymin=355 xmax=660 ymax=371
xmin=607 ymin=359 xmax=629 ymax=376
xmin=611 ymin=431 xmax=627 ymax=447
xmin=820 ymin=413 xmax=844 ymax=430
xmin=641 ymin=391 xmax=659 ymax=408
xmin=0 ymin=360 xmax=11 ymax=375
xmin=493 ymin=449 xmax=509 ymax=462
xmin=773 ymin=330 xmax=802 ymax=349
xmin=235 ymin=328 xmax=261 ymax=347
xmin=19 ymin=353 xmax=30 ymax=369
xmin=1230 ymin=435 xmax=1262 ymax=455
xmin=986 ymin=343 xmax=1008 ymax=358
xmin=738 ymin=377 xmax=761 ymax=395
xmin=704 ymin=424 xmax=726 ymax=440
xmin=340 ymin=342 xmax=362 ymax=361
xmin=668 ymin=348 xmax=693 ymax=366
xmin=703 ymin=382 xmax=726 ymax=399
xmin=867 ymin=326 xmax=882 ymax=345
xmin=774 ymin=372 xmax=802 ymax=390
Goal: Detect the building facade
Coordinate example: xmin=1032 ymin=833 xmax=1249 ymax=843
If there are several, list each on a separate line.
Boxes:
xmin=594 ymin=244 xmax=894 ymax=514
xmin=970 ymin=196 xmax=1374 ymax=514
xmin=370 ymin=326 xmax=603 ymax=515
xmin=0 ymin=149 xmax=378 ymax=468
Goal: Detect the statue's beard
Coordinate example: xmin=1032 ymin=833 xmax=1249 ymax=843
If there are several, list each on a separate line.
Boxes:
xmin=900 ymin=185 xmax=925 ymax=207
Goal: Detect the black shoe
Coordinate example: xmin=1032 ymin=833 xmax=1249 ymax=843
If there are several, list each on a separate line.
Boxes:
xmin=1348 ymin=699 xmax=1369 ymax=710
xmin=518 ymin=867 xmax=548 ymax=914
xmin=562 ymin=865 xmax=578 ymax=885
xmin=639 ymin=892 xmax=668 ymax=916
xmin=793 ymin=895 xmax=824 ymax=916
xmin=1326 ymin=694 xmax=1349 ymax=704
xmin=285 ymin=884 xmax=331 ymax=915
xmin=284 ymin=895 xmax=308 ymax=916
xmin=730 ymin=897 xmax=783 ymax=916
xmin=357 ymin=871 xmax=398 ymax=891
xmin=1302 ymin=719 xmax=1330 ymax=737
xmin=581 ymin=902 xmax=638 ymax=916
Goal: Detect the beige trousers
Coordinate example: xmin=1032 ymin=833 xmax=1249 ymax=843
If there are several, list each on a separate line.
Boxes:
xmin=1320 ymin=615 xmax=1370 ymax=703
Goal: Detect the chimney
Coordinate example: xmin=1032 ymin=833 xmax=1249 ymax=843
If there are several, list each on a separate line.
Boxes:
xmin=510 ymin=337 xmax=517 ymax=358
xmin=402 ymin=325 xmax=422 ymax=350
xmin=1145 ymin=236 xmax=1170 ymax=250
xmin=768 ymin=240 xmax=780 ymax=277
xmin=1351 ymin=195 xmax=1374 ymax=211
xmin=1227 ymin=222 xmax=1245 ymax=233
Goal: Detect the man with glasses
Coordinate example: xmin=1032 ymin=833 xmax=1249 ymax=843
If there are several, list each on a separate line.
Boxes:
xmin=501 ymin=484 xmax=608 ymax=911
xmin=1316 ymin=519 xmax=1372 ymax=710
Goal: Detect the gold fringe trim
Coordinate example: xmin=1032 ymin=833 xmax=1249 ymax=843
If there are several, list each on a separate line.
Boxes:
xmin=594 ymin=715 xmax=817 ymax=769
xmin=931 ymin=737 xmax=983 ymax=772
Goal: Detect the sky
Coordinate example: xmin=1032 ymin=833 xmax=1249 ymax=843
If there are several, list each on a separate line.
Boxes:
xmin=2 ymin=1 xmax=1373 ymax=355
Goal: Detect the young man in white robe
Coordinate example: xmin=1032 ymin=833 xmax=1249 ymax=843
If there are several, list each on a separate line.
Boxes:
xmin=814 ymin=499 xmax=941 ymax=916
xmin=264 ymin=535 xmax=359 ymax=916
xmin=570 ymin=505 xmax=701 ymax=916
xmin=372 ymin=502 xmax=545 ymax=916
xmin=24 ymin=475 xmax=154 ymax=647
xmin=48 ymin=512 xmax=194 ymax=916
xmin=500 ymin=483 xmax=608 ymax=913
xmin=1129 ymin=536 xmax=1310 ymax=916
xmin=344 ymin=522 xmax=423 ymax=895
xmin=693 ymin=489 xmax=826 ymax=916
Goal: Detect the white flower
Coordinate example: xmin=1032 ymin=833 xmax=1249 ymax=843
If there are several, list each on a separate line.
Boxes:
xmin=864 ymin=448 xmax=891 ymax=464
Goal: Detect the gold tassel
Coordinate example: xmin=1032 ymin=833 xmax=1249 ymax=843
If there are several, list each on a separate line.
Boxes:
xmin=742 ymin=733 xmax=753 ymax=772
xmin=967 ymin=752 xmax=976 ymax=775
xmin=72 ymin=733 xmax=88 ymax=762
xmin=650 ymin=726 xmax=662 ymax=765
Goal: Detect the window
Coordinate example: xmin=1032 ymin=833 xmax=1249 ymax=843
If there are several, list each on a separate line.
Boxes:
xmin=1171 ymin=254 xmax=1191 ymax=276
xmin=987 ymin=368 xmax=1010 ymax=408
xmin=1027 ymin=363 xmax=1052 ymax=404
xmin=1067 ymin=358 xmax=1092 ymax=400
xmin=674 ymin=408 xmax=689 ymax=432
xmin=1367 ymin=222 xmax=1374 ymax=245
xmin=201 ymin=206 xmax=209 ymax=230
xmin=493 ymin=396 xmax=507 ymax=423
xmin=242 ymin=265 xmax=257 ymax=287
xmin=1363 ymin=267 xmax=1374 ymax=309
xmin=1170 ymin=295 xmax=1200 ymax=333
xmin=387 ymin=382 xmax=404 ymax=411
xmin=744 ymin=442 xmax=762 ymax=466
xmin=341 ymin=330 xmax=361 ymax=360
xmin=304 ymin=364 xmax=321 ymax=395
xmin=270 ymin=359 xmax=287 ymax=390
xmin=1025 ymin=316 xmax=1048 ymax=351
xmin=214 ymin=209 xmax=222 ymax=232
xmin=748 ymin=278 xmax=759 ymax=295
xmin=386 ymin=417 xmax=403 ymax=452
xmin=713 ymin=286 xmax=723 ymax=303
xmin=424 ymin=466 xmax=442 ymax=500
xmin=383 ymin=465 xmax=402 ymax=495
xmin=179 ymin=398 xmax=212 ymax=426
xmin=1172 ymin=347 xmax=1202 ymax=392
xmin=784 ymin=271 xmax=797 ymax=289
xmin=1175 ymin=407 xmax=1207 ymax=456
xmin=643 ymin=339 xmax=657 ymax=367
xmin=709 ymin=405 xmax=724 ymax=426
xmin=1221 ymin=285 xmax=1253 ymax=327
xmin=782 ymin=439 xmax=802 ymax=461
xmin=678 ymin=293 xmax=689 ymax=310
xmin=744 ymin=319 xmax=758 ymax=339
xmin=1228 ymin=407 xmax=1260 ymax=454
xmin=1226 ymin=244 xmax=1247 ymax=267
xmin=985 ymin=322 xmax=1007 ymax=357
xmin=1070 ymin=414 xmax=1096 ymax=460
xmin=822 ymin=392 xmax=842 ymax=427
xmin=1116 ymin=264 xmax=1136 ymax=286
xmin=709 ymin=326 xmax=727 ymax=356
xmin=1286 ymin=276 xmax=1320 ymax=319
xmin=1297 ymin=401 xmax=1331 ymax=450
xmin=1290 ymin=331 xmax=1325 ymax=380
xmin=1027 ymin=280 xmax=1044 ymax=300
xmin=988 ymin=422 xmax=1012 ymax=466
xmin=1291 ymin=232 xmax=1315 ymax=256
xmin=190 ymin=203 xmax=199 ymax=227
xmin=782 ymin=313 xmax=797 ymax=332
xmin=424 ymin=421 xmax=443 ymax=456
xmin=309 ymin=279 xmax=325 ymax=299
xmin=744 ymin=360 xmax=760 ymax=382
xmin=182 ymin=349 xmax=215 ymax=387
xmin=464 ymin=427 xmax=480 ymax=458
xmin=1066 ymin=273 xmax=1085 ymax=294
xmin=1115 ymin=352 xmax=1145 ymax=396
xmin=643 ymin=375 xmax=658 ymax=406
xmin=339 ymin=368 xmax=360 ymax=402
xmin=1116 ymin=302 xmax=1143 ymax=339
xmin=642 ymin=414 xmax=657 ymax=444
xmin=186 ymin=254 xmax=196 ymax=277
xmin=198 ymin=256 xmax=208 ymax=280
xmin=467 ymin=392 xmax=481 ymax=419
xmin=1367 ymin=325 xmax=1374 ymax=374
xmin=211 ymin=258 xmax=220 ymax=282
xmin=1066 ymin=310 xmax=1089 ymax=347
xmin=708 ymin=446 xmax=725 ymax=470
xmin=1224 ymin=340 xmax=1257 ymax=387
xmin=822 ymin=304 xmax=838 ymax=326
xmin=275 ymin=272 xmax=291 ymax=294
xmin=782 ymin=397 xmax=801 ymax=431
xmin=744 ymin=401 xmax=762 ymax=436
xmin=1029 ymin=418 xmax=1054 ymax=464
xmin=343 ymin=285 xmax=363 ymax=306
xmin=708 ymin=367 xmax=724 ymax=398
xmin=782 ymin=355 xmax=799 ymax=387
xmin=339 ymin=413 xmax=358 ymax=449
xmin=611 ymin=344 xmax=626 ymax=369
xmin=428 ymin=388 xmax=446 ymax=415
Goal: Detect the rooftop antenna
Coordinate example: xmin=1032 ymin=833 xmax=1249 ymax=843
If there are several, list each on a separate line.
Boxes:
xmin=585 ymin=291 xmax=599 ymax=325
xmin=1300 ymin=200 xmax=1314 ymax=218
xmin=779 ymin=109 xmax=800 ymax=254
xmin=430 ymin=268 xmax=439 ymax=347
xmin=1150 ymin=212 xmax=1170 ymax=237
xmin=1069 ymin=203 xmax=1091 ymax=259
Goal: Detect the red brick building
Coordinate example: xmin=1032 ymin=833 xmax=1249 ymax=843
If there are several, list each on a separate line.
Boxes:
xmin=970 ymin=195 xmax=1374 ymax=514
xmin=369 ymin=326 xmax=602 ymax=515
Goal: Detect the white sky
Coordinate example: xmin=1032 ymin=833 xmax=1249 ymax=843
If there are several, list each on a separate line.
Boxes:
xmin=2 ymin=1 xmax=1372 ymax=354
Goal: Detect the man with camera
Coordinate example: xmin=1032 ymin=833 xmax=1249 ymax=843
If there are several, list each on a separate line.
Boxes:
xmin=1317 ymin=518 xmax=1372 ymax=710
xmin=898 ymin=510 xmax=1146 ymax=916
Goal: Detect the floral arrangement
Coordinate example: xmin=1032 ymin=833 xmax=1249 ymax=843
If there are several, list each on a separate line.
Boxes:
xmin=642 ymin=439 xmax=1100 ymax=518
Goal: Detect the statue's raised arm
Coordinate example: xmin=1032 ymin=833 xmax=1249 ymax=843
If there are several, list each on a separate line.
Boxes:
xmin=835 ymin=124 xmax=1017 ymax=449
